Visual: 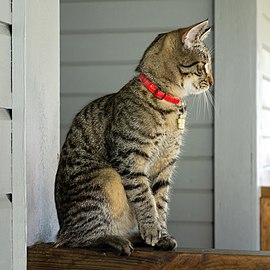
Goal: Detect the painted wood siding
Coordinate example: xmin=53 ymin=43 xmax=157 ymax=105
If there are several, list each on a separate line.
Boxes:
xmin=0 ymin=1 xmax=12 ymax=269
xmin=0 ymin=0 xmax=11 ymax=24
xmin=60 ymin=0 xmax=214 ymax=248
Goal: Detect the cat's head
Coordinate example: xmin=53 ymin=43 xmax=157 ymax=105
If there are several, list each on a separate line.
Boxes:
xmin=136 ymin=19 xmax=214 ymax=97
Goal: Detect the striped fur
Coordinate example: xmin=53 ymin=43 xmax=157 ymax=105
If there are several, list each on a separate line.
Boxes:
xmin=55 ymin=20 xmax=213 ymax=255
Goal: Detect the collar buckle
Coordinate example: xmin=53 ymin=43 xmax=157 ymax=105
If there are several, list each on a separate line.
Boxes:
xmin=153 ymin=88 xmax=166 ymax=100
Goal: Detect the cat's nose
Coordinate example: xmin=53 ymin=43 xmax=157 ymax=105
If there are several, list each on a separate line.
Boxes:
xmin=208 ymin=75 xmax=214 ymax=86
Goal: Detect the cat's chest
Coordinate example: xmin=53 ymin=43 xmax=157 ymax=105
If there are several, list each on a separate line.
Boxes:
xmin=161 ymin=109 xmax=186 ymax=135
xmin=155 ymin=118 xmax=185 ymax=152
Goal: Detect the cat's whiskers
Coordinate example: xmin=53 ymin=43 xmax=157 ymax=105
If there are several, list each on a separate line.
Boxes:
xmin=197 ymin=93 xmax=203 ymax=120
xmin=200 ymin=89 xmax=216 ymax=121
xmin=202 ymin=91 xmax=206 ymax=118
xmin=203 ymin=91 xmax=211 ymax=119
xmin=209 ymin=47 xmax=215 ymax=56
xmin=206 ymin=89 xmax=216 ymax=113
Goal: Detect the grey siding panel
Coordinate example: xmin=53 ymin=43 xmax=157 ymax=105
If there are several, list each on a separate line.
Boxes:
xmin=61 ymin=33 xmax=213 ymax=63
xmin=61 ymin=65 xmax=135 ymax=94
xmin=0 ymin=109 xmax=11 ymax=194
xmin=61 ymin=0 xmax=213 ymax=32
xmin=169 ymin=190 xmax=213 ymax=222
xmin=60 ymin=0 xmax=214 ymax=248
xmin=0 ymin=196 xmax=12 ymax=270
xmin=0 ymin=0 xmax=11 ymax=24
xmin=167 ymin=222 xmax=213 ymax=248
xmin=174 ymin=159 xmax=213 ymax=190
xmin=0 ymin=23 xmax=11 ymax=108
xmin=181 ymin=127 xmax=213 ymax=158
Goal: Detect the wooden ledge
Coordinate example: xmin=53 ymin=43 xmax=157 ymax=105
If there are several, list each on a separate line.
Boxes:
xmin=28 ymin=245 xmax=270 ymax=270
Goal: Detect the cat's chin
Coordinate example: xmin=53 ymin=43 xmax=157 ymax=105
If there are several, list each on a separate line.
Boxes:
xmin=182 ymin=87 xmax=208 ymax=97
xmin=192 ymin=88 xmax=209 ymax=95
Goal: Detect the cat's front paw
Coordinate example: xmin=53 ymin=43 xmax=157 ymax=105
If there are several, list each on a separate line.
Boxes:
xmin=154 ymin=234 xmax=177 ymax=250
xmin=139 ymin=222 xmax=162 ymax=246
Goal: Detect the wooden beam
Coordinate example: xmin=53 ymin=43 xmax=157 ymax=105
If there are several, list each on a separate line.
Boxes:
xmin=28 ymin=245 xmax=270 ymax=270
xmin=261 ymin=187 xmax=270 ymax=250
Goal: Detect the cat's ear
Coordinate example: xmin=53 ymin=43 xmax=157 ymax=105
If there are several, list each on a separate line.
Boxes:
xmin=181 ymin=19 xmax=208 ymax=48
xmin=200 ymin=27 xmax=211 ymax=41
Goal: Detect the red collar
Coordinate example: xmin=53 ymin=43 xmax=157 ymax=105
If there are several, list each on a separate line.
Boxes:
xmin=139 ymin=74 xmax=181 ymax=105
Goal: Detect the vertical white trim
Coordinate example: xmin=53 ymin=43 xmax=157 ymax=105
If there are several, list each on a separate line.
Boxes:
xmin=12 ymin=0 xmax=27 ymax=268
xmin=214 ymin=0 xmax=260 ymax=250
xmin=12 ymin=0 xmax=60 ymax=268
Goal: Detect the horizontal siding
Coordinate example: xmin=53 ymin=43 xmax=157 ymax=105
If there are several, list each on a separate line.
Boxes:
xmin=181 ymin=127 xmax=213 ymax=158
xmin=0 ymin=0 xmax=11 ymax=24
xmin=0 ymin=196 xmax=12 ymax=270
xmin=174 ymin=159 xmax=213 ymax=190
xmin=0 ymin=109 xmax=11 ymax=194
xmin=61 ymin=0 xmax=213 ymax=33
xmin=61 ymin=0 xmax=214 ymax=248
xmin=167 ymin=221 xmax=213 ymax=248
xmin=0 ymin=23 xmax=11 ymax=109
xmin=169 ymin=190 xmax=213 ymax=222
xmin=61 ymin=64 xmax=135 ymax=94
xmin=61 ymin=32 xmax=213 ymax=64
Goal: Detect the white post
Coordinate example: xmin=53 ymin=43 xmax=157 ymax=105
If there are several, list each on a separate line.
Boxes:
xmin=12 ymin=0 xmax=59 ymax=269
xmin=214 ymin=0 xmax=259 ymax=250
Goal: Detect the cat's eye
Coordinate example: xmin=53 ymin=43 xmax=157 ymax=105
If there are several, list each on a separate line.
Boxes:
xmin=181 ymin=61 xmax=200 ymax=68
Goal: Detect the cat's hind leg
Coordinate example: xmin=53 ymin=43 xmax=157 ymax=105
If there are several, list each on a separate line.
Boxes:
xmin=55 ymin=168 xmax=136 ymax=256
xmin=55 ymin=231 xmax=133 ymax=256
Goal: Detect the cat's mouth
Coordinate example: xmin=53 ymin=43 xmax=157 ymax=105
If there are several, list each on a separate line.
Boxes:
xmin=183 ymin=78 xmax=210 ymax=96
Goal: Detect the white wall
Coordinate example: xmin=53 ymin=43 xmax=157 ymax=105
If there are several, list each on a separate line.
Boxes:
xmin=60 ymin=0 xmax=214 ymax=248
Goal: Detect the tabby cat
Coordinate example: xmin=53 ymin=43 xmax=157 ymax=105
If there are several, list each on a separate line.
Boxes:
xmin=55 ymin=19 xmax=213 ymax=255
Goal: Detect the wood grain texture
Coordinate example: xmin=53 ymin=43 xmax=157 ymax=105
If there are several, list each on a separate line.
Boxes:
xmin=27 ymin=245 xmax=270 ymax=270
xmin=260 ymin=189 xmax=270 ymax=250
xmin=261 ymin=187 xmax=270 ymax=198
xmin=260 ymin=198 xmax=270 ymax=250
